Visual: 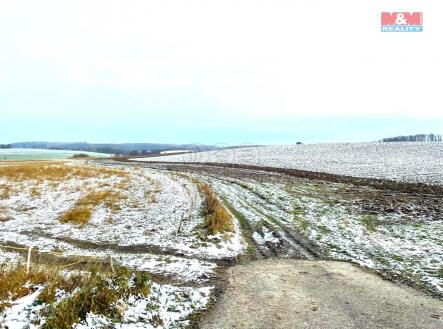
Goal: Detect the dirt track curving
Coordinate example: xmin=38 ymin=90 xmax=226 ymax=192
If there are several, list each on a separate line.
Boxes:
xmin=113 ymin=160 xmax=443 ymax=328
xmin=199 ymin=260 xmax=443 ymax=329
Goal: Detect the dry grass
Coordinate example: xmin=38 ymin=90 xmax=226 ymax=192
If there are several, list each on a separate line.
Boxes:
xmin=60 ymin=207 xmax=92 ymax=226
xmin=60 ymin=190 xmax=126 ymax=226
xmin=0 ymin=264 xmax=150 ymax=327
xmin=148 ymin=194 xmax=157 ymax=203
xmin=42 ymin=268 xmax=150 ymax=328
xmin=115 ymin=177 xmax=131 ymax=190
xmin=77 ymin=190 xmax=126 ymax=211
xmin=142 ymin=178 xmax=162 ymax=204
xmin=198 ymin=183 xmax=233 ymax=235
xmin=145 ymin=191 xmax=157 ymax=203
xmin=0 ymin=206 xmax=12 ymax=222
xmin=152 ymin=181 xmax=162 ymax=193
xmin=0 ymin=264 xmax=56 ymax=312
xmin=1 ymin=162 xmax=131 ymax=226
xmin=0 ymin=162 xmax=128 ymax=182
xmin=30 ymin=187 xmax=41 ymax=197
xmin=0 ymin=184 xmax=14 ymax=200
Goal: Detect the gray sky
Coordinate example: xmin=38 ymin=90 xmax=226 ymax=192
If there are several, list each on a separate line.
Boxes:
xmin=1 ymin=0 xmax=442 ymax=144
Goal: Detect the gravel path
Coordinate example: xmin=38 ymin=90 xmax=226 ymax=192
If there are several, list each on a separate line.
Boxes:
xmin=199 ymin=260 xmax=443 ymax=329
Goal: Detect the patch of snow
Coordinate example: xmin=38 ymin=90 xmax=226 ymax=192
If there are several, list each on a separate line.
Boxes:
xmin=73 ymin=283 xmax=212 ymax=329
xmin=0 ymin=285 xmax=44 ymax=329
xmin=159 ymin=150 xmax=193 ymax=155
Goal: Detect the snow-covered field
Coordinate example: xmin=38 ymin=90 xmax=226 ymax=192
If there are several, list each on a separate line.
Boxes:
xmin=1 ymin=155 xmax=442 ymax=328
xmin=188 ymin=168 xmax=443 ymax=296
xmin=132 ymin=142 xmax=443 ymax=186
xmin=0 ymin=160 xmax=246 ymax=328
xmin=134 ymin=162 xmax=442 ymax=299
xmin=0 ymin=148 xmax=111 ymax=161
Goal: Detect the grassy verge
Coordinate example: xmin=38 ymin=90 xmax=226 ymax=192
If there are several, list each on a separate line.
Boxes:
xmin=197 ymin=183 xmax=233 ymax=235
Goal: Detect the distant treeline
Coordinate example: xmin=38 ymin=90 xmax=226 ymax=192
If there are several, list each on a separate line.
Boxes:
xmin=381 ymin=134 xmax=442 ymax=143
xmin=0 ymin=144 xmax=12 ymax=149
xmin=9 ymin=142 xmax=220 ymax=155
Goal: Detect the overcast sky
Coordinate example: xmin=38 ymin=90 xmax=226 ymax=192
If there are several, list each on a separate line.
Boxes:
xmin=1 ymin=0 xmax=442 ymax=144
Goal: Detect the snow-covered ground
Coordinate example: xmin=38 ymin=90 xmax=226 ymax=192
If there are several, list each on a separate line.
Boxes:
xmin=132 ymin=142 xmax=443 ymax=186
xmin=1 ymin=281 xmax=212 ymax=329
xmin=0 ymin=160 xmax=246 ymax=328
xmin=194 ymin=171 xmax=443 ymax=296
xmin=160 ymin=150 xmax=192 ymax=155
xmin=0 ymin=161 xmax=246 ymax=266
xmin=1 ymin=158 xmax=441 ymax=327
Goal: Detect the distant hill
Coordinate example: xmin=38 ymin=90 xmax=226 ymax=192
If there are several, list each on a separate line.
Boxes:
xmin=9 ymin=142 xmax=220 ymax=155
xmin=381 ymin=134 xmax=442 ymax=143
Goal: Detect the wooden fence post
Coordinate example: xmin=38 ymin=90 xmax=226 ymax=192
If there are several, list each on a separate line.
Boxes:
xmin=26 ymin=246 xmax=33 ymax=274
xmin=109 ymin=253 xmax=115 ymax=274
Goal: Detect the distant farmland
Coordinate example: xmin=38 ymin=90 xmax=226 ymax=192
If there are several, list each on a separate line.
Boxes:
xmin=133 ymin=142 xmax=443 ymax=186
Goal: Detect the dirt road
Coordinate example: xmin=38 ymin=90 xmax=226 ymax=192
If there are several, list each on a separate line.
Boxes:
xmin=199 ymin=260 xmax=443 ymax=329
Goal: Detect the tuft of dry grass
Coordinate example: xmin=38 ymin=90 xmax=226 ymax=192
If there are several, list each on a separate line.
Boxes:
xmin=30 ymin=187 xmax=41 ymax=197
xmin=0 ymin=206 xmax=12 ymax=222
xmin=198 ymin=183 xmax=233 ymax=235
xmin=0 ymin=184 xmax=13 ymax=200
xmin=153 ymin=181 xmax=162 ymax=193
xmin=60 ymin=190 xmax=126 ymax=226
xmin=60 ymin=207 xmax=92 ymax=226
xmin=77 ymin=190 xmax=126 ymax=211
xmin=144 ymin=191 xmax=157 ymax=203
xmin=115 ymin=178 xmax=131 ymax=190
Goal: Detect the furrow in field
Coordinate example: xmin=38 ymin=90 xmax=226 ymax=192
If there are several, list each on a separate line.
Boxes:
xmin=193 ymin=174 xmax=318 ymax=260
xmin=141 ymin=163 xmax=443 ymax=298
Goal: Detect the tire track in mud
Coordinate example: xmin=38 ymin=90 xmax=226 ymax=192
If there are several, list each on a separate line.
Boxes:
xmin=119 ymin=160 xmax=320 ymax=262
xmin=117 ymin=161 xmax=443 ymax=301
xmin=24 ymin=230 xmax=212 ymax=261
xmin=1 ymin=162 xmax=225 ymax=287
xmin=191 ymin=174 xmax=319 ymax=261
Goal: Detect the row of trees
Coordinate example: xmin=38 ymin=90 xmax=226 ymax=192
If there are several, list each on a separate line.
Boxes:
xmin=382 ymin=134 xmax=442 ymax=142
xmin=0 ymin=144 xmax=12 ymax=149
